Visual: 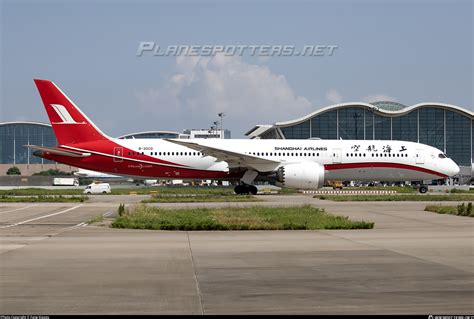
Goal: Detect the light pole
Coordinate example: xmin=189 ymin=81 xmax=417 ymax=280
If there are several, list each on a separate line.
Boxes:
xmin=218 ymin=112 xmax=225 ymax=139
xmin=213 ymin=121 xmax=220 ymax=138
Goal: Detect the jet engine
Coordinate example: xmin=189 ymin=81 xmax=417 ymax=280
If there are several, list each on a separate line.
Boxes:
xmin=274 ymin=162 xmax=325 ymax=190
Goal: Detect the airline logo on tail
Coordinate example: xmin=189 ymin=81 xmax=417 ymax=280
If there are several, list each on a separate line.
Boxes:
xmin=50 ymin=104 xmax=84 ymax=124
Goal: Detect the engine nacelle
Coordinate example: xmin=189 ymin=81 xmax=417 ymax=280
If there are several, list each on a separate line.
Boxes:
xmin=274 ymin=162 xmax=325 ymax=190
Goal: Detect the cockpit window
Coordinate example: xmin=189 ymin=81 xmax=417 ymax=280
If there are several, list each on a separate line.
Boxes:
xmin=438 ymin=153 xmax=447 ymax=158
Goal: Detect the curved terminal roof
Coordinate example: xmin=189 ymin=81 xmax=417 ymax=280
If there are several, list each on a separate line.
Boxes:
xmin=275 ymin=102 xmax=474 ymax=127
xmin=0 ymin=121 xmax=52 ymax=127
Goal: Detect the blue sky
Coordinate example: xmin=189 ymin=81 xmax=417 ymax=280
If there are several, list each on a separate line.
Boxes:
xmin=1 ymin=0 xmax=472 ymax=137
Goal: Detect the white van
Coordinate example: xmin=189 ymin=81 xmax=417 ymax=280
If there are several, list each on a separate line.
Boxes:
xmin=83 ymin=183 xmax=111 ymax=194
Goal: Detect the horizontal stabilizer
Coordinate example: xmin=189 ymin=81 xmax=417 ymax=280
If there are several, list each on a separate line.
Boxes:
xmin=26 ymin=145 xmax=91 ymax=158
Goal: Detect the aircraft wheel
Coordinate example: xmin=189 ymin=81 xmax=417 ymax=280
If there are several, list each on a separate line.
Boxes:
xmin=234 ymin=185 xmax=244 ymax=195
xmin=249 ymin=185 xmax=258 ymax=195
xmin=419 ymin=185 xmax=428 ymax=194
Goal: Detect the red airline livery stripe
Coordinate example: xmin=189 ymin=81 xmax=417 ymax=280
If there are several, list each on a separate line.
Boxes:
xmin=324 ymin=162 xmax=447 ymax=178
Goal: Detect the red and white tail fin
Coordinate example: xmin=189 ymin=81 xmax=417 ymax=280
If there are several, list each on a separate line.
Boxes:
xmin=34 ymin=79 xmax=109 ymax=145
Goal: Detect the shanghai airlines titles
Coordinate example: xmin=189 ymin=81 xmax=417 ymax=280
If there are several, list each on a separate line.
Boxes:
xmin=28 ymin=79 xmax=460 ymax=195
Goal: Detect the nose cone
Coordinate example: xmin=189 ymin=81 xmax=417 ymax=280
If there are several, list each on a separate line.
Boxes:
xmin=449 ymin=160 xmax=460 ymax=176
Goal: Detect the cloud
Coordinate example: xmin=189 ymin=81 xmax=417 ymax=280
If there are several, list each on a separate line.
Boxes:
xmin=326 ymin=89 xmax=343 ymax=104
xmin=134 ymin=54 xmax=312 ymax=136
xmin=362 ymin=94 xmax=398 ymax=103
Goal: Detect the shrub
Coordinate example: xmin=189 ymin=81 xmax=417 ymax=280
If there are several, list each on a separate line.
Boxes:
xmin=6 ymin=166 xmax=21 ymax=175
xmin=32 ymin=169 xmax=72 ymax=176
xmin=118 ymin=203 xmax=125 ymax=216
xmin=457 ymin=203 xmax=465 ymax=216
xmin=467 ymin=202 xmax=473 ymax=216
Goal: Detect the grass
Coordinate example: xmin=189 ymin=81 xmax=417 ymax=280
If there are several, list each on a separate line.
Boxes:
xmin=0 ymin=195 xmax=88 ymax=202
xmin=314 ymin=194 xmax=474 ymax=201
xmin=111 ymin=204 xmax=374 ymax=231
xmin=87 ymin=215 xmax=105 ymax=224
xmin=449 ymin=188 xmax=474 ymax=193
xmin=425 ymin=203 xmax=473 ymax=217
xmin=142 ymin=194 xmax=259 ymax=203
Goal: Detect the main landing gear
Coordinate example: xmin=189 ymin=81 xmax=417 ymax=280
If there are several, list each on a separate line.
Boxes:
xmin=234 ymin=184 xmax=258 ymax=195
xmin=234 ymin=170 xmax=259 ymax=195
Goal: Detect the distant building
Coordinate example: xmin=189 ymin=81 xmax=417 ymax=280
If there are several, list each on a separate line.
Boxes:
xmin=118 ymin=131 xmax=183 ymax=139
xmin=182 ymin=128 xmax=231 ymax=139
xmin=0 ymin=121 xmax=76 ymax=175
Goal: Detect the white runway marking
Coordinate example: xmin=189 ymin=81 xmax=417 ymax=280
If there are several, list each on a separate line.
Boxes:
xmin=0 ymin=205 xmax=83 ymax=229
xmin=0 ymin=204 xmax=39 ymax=215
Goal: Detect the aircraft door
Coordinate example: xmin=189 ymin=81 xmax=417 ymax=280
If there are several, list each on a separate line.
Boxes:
xmin=415 ymin=149 xmax=424 ymax=164
xmin=332 ymin=148 xmax=342 ymax=163
xmin=113 ymin=147 xmax=124 ymax=163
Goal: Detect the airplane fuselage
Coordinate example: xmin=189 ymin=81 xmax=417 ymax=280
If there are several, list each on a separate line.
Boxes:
xmin=39 ymin=138 xmax=458 ymax=183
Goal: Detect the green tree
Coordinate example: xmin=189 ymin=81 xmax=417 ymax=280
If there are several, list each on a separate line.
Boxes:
xmin=6 ymin=166 xmax=21 ymax=175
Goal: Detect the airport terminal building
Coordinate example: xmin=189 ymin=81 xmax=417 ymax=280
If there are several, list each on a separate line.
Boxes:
xmin=246 ymin=102 xmax=474 ymax=182
xmin=0 ymin=121 xmax=76 ymax=175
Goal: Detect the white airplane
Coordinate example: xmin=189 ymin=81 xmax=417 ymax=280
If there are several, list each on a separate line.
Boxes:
xmin=28 ymin=79 xmax=460 ymax=194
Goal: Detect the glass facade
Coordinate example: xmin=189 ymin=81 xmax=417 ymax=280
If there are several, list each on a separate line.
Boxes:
xmin=419 ymin=108 xmax=444 ymax=152
xmin=445 ymin=110 xmax=471 ymax=166
xmin=338 ymin=107 xmax=364 ymax=140
xmin=280 ymin=120 xmax=310 ymax=139
xmin=374 ymin=114 xmax=391 ymax=140
xmin=311 ymin=110 xmax=337 ymax=139
xmin=0 ymin=123 xmax=57 ymax=164
xmin=392 ymin=111 xmax=418 ymax=142
xmin=268 ymin=104 xmax=473 ymax=167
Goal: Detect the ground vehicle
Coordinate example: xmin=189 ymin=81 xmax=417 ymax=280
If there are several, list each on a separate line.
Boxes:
xmin=328 ymin=180 xmax=343 ymax=190
xmin=83 ymin=182 xmax=111 ymax=194
xmin=53 ymin=177 xmax=79 ymax=186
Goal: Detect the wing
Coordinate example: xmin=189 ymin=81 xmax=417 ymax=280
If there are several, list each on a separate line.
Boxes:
xmin=164 ymin=139 xmax=280 ymax=172
xmin=26 ymin=145 xmax=91 ymax=158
